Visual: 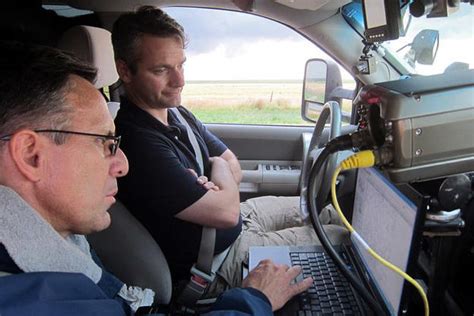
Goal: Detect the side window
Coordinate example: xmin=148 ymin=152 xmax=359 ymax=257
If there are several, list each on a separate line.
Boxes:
xmin=166 ymin=7 xmax=356 ymax=126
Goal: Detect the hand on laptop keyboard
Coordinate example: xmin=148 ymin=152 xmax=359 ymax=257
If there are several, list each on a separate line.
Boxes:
xmin=242 ymin=259 xmax=313 ymax=311
xmin=291 ymin=251 xmax=362 ymax=315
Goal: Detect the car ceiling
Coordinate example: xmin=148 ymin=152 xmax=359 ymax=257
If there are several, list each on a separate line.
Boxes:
xmin=44 ymin=0 xmax=351 ymax=30
xmin=7 ymin=0 xmax=388 ymax=85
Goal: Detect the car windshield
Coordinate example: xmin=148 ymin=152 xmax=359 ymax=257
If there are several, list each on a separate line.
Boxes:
xmin=343 ymin=2 xmax=473 ymax=76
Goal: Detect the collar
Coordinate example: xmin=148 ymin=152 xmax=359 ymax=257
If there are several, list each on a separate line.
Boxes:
xmin=118 ymin=96 xmax=183 ymax=136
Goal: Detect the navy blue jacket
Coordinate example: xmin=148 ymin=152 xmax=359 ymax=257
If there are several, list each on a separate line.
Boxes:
xmin=0 ymin=273 xmax=272 ymax=316
xmin=0 ymin=244 xmax=272 ymax=315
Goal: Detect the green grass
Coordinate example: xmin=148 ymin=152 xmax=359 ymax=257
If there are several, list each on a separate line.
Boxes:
xmin=181 ymin=80 xmax=354 ymax=125
xmin=190 ymin=105 xmax=309 ymax=125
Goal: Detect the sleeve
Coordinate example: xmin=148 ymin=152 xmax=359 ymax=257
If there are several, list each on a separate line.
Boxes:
xmin=118 ymin=128 xmax=209 ymax=217
xmin=0 ymin=272 xmax=128 ymax=316
xmin=179 ymin=106 xmax=228 ymax=157
xmin=203 ymin=288 xmax=273 ymax=316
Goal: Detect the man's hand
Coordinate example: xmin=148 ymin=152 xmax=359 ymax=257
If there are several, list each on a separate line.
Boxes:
xmin=176 ymin=157 xmax=240 ymax=228
xmin=242 ymin=259 xmax=313 ymax=311
xmin=187 ymin=169 xmax=220 ymax=191
xmin=208 ymin=156 xmax=238 ymax=190
xmin=197 ymin=175 xmax=220 ymax=191
xmin=220 ymin=149 xmax=243 ymax=184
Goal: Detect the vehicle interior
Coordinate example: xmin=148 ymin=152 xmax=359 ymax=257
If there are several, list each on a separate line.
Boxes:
xmin=2 ymin=0 xmax=473 ymax=315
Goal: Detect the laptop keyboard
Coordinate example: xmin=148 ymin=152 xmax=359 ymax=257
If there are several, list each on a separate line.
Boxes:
xmin=290 ymin=251 xmax=361 ymax=315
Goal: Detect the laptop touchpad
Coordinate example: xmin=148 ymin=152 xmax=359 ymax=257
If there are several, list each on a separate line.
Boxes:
xmin=249 ymin=246 xmax=292 ymax=270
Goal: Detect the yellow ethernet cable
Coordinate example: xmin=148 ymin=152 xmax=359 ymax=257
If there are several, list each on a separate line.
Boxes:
xmin=331 ymin=150 xmax=429 ymax=316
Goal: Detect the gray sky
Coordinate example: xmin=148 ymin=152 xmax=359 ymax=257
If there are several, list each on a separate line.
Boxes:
xmin=165 ymin=5 xmax=473 ymax=80
xmin=165 ymin=7 xmax=328 ymax=81
xmin=166 ymin=8 xmax=299 ymax=54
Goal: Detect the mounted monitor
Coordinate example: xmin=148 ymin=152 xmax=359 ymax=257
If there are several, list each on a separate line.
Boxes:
xmin=362 ymin=0 xmax=402 ymax=42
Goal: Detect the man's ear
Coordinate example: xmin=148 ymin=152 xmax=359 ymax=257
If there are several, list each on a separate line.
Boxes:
xmin=115 ymin=59 xmax=132 ymax=84
xmin=9 ymin=131 xmax=44 ymax=182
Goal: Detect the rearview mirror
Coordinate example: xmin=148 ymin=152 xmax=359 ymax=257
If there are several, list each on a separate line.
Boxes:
xmin=301 ymin=59 xmax=354 ymax=123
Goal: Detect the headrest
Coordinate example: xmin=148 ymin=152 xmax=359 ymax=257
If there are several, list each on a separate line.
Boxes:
xmin=58 ymin=25 xmax=119 ymax=89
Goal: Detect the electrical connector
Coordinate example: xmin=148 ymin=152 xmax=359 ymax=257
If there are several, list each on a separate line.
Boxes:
xmin=372 ymin=146 xmax=394 ymax=166
xmin=340 ymin=150 xmax=375 ymax=170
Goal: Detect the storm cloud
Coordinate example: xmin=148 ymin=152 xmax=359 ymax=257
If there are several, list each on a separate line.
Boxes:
xmin=165 ymin=7 xmax=300 ymax=55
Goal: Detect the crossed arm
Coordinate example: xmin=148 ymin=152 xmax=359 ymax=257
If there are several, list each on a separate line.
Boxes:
xmin=220 ymin=149 xmax=242 ymax=184
xmin=175 ymin=150 xmax=242 ymax=229
xmin=172 ymin=146 xmax=315 ymax=311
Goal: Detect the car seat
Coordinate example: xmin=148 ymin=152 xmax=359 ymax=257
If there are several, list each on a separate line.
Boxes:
xmin=57 ymin=25 xmax=172 ymax=305
xmin=88 ymin=201 xmax=172 ymax=304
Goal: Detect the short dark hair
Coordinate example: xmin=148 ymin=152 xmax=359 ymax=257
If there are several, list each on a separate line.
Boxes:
xmin=0 ymin=41 xmax=97 ymax=144
xmin=112 ymin=6 xmax=186 ymax=73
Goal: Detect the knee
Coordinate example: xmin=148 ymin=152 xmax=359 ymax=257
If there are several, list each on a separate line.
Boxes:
xmin=323 ymin=225 xmax=350 ymax=244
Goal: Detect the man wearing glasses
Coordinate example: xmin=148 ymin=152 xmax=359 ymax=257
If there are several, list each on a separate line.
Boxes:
xmin=0 ymin=41 xmax=311 ymax=315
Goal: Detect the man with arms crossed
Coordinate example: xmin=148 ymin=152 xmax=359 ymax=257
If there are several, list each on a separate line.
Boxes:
xmin=0 ymin=41 xmax=311 ymax=315
xmin=113 ymin=6 xmax=347 ymax=296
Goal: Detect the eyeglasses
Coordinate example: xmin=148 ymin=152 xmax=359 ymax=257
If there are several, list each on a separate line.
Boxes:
xmin=0 ymin=129 xmax=121 ymax=156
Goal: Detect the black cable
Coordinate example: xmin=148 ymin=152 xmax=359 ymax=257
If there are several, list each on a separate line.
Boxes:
xmin=306 ymin=135 xmax=387 ymax=316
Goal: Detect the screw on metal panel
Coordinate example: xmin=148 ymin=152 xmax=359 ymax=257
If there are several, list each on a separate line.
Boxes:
xmin=415 ymin=148 xmax=423 ymax=156
xmin=416 ymin=128 xmax=422 ymax=136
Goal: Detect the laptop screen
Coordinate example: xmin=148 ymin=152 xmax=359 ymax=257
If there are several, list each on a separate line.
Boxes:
xmin=351 ymin=167 xmax=419 ymax=315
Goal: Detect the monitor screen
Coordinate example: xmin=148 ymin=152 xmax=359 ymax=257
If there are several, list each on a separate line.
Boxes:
xmin=362 ymin=0 xmax=401 ymax=42
xmin=351 ymin=167 xmax=418 ymax=315
xmin=364 ymin=0 xmax=388 ymax=28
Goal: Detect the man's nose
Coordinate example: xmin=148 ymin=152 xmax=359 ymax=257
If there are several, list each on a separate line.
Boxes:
xmin=170 ymin=67 xmax=185 ymax=88
xmin=111 ymin=148 xmax=129 ymax=177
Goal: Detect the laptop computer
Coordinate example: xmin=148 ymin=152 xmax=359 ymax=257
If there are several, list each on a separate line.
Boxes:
xmin=249 ymin=167 xmax=426 ymax=315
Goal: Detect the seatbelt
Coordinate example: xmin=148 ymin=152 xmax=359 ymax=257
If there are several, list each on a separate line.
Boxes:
xmin=170 ymin=108 xmax=204 ymax=175
xmin=169 ymin=108 xmax=223 ymax=306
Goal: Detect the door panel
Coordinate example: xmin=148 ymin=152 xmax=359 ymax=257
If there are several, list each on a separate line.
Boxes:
xmin=208 ymin=124 xmax=312 ymax=160
xmin=207 ymin=123 xmax=356 ymax=199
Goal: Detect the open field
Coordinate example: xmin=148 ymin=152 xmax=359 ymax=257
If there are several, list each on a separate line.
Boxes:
xmin=182 ymin=80 xmax=307 ymax=125
xmin=181 ymin=80 xmax=353 ymax=125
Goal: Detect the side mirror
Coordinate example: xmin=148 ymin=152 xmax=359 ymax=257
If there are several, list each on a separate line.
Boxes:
xmin=412 ymin=29 xmax=439 ymax=65
xmin=301 ymin=59 xmax=353 ymax=123
xmin=401 ymin=29 xmax=439 ymax=67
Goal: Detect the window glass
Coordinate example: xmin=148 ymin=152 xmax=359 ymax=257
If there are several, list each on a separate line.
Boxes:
xmin=42 ymin=5 xmax=93 ymax=17
xmin=166 ymin=7 xmax=355 ymax=125
xmin=343 ymin=2 xmax=474 ymax=76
